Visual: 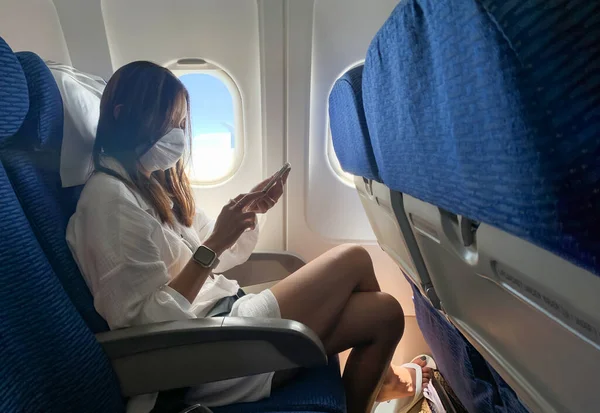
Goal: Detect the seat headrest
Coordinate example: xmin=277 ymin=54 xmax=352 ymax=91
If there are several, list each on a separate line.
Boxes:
xmin=0 ymin=37 xmax=29 ymax=140
xmin=363 ymin=0 xmax=600 ymax=274
xmin=329 ymin=65 xmax=380 ymax=182
xmin=14 ymin=51 xmax=64 ymax=151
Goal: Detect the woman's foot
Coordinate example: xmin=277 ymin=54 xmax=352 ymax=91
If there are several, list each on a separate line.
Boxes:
xmin=376 ymin=356 xmax=433 ymax=402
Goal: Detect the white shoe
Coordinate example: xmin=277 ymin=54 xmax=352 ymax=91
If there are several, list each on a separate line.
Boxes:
xmin=371 ymin=354 xmax=437 ymax=413
xmin=423 ymin=380 xmax=446 ymax=413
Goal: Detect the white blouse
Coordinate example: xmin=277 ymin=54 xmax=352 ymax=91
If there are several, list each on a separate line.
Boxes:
xmin=67 ymin=158 xmax=259 ymax=329
xmin=66 ymin=158 xmax=262 ymax=411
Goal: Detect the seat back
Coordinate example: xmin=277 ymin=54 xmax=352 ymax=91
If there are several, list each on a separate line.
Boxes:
xmin=363 ymin=1 xmax=600 ymax=412
xmin=410 ymin=279 xmax=528 ymax=413
xmin=0 ymin=37 xmax=124 ymax=413
xmin=0 ymin=49 xmax=108 ymax=333
xmin=328 ymin=66 xmax=379 ymax=182
xmin=328 ymin=65 xmax=438 ymax=307
xmin=329 ymin=43 xmax=524 ymax=413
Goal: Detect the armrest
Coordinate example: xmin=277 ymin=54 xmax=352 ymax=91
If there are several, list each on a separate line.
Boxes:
xmin=96 ymin=317 xmax=326 ymax=397
xmin=223 ymin=251 xmax=306 ymax=287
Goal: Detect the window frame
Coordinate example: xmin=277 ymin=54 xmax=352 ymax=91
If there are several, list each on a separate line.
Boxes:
xmin=168 ymin=60 xmax=244 ymax=186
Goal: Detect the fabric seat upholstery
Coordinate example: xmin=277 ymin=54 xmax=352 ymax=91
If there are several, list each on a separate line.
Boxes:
xmin=329 ymin=65 xmax=380 ymax=182
xmin=363 ymin=0 xmax=600 ymax=275
xmin=0 ymin=38 xmax=28 ymax=137
xmin=0 ymin=50 xmax=108 ymax=333
xmin=214 ymin=360 xmax=346 ymax=413
xmin=0 ymin=36 xmax=124 ymax=413
xmin=410 ymin=279 xmax=527 ymax=413
xmin=361 ymin=1 xmax=600 ymax=412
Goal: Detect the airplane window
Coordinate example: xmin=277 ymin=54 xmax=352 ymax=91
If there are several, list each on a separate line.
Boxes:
xmin=177 ymin=69 xmax=242 ymax=184
xmin=327 ymin=124 xmax=355 ymax=186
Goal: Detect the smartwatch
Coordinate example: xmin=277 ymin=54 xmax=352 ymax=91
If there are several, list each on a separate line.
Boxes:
xmin=193 ymin=245 xmax=220 ymax=269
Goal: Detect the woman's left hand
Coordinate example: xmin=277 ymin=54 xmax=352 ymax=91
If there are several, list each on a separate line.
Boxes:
xmin=246 ymin=168 xmax=290 ymax=214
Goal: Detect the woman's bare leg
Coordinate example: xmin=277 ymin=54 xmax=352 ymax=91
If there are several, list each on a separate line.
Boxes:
xmin=321 ymin=292 xmax=405 ymax=410
xmin=271 ymin=245 xmax=380 ymax=339
xmin=270 ymin=244 xmax=431 ymax=413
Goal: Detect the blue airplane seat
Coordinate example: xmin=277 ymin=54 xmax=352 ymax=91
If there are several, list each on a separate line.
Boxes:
xmin=0 ymin=35 xmax=125 ymax=413
xmin=329 ymin=65 xmax=380 ymax=182
xmin=410 ymin=278 xmax=527 ymax=413
xmin=328 ymin=59 xmax=525 ymax=412
xmin=212 ymin=359 xmax=345 ymax=413
xmin=0 ymin=36 xmax=28 ymax=138
xmin=364 ymin=0 xmax=600 ymax=276
xmin=363 ymin=0 xmax=600 ymax=411
xmin=0 ymin=50 xmax=108 ymax=333
xmin=329 ymin=64 xmax=436 ymax=306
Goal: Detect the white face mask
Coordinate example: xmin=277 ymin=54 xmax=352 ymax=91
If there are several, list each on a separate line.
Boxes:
xmin=138 ymin=128 xmax=186 ymax=172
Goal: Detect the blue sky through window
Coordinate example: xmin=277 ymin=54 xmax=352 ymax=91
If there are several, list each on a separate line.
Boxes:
xmin=179 ymin=72 xmax=237 ymax=182
xmin=179 ymin=73 xmax=235 ymax=148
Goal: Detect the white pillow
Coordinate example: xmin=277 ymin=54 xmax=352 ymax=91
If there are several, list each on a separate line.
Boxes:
xmin=47 ymin=61 xmax=106 ymax=188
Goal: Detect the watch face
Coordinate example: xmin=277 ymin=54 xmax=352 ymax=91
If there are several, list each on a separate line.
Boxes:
xmin=195 ymin=246 xmax=216 ymax=266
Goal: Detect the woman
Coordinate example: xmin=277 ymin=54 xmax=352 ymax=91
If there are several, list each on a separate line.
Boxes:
xmin=66 ymin=61 xmax=432 ymax=413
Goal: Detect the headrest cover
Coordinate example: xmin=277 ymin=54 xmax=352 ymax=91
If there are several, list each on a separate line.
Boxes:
xmin=329 ymin=65 xmax=380 ymax=182
xmin=0 ymin=37 xmax=29 ymax=140
xmin=46 ymin=62 xmax=106 ymax=188
xmin=15 ymin=52 xmax=63 ymax=151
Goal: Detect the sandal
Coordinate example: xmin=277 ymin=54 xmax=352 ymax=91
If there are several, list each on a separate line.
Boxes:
xmin=372 ymin=354 xmax=437 ymax=413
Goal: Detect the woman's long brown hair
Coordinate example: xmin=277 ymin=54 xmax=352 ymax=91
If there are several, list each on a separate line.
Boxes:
xmin=93 ymin=61 xmax=195 ymax=227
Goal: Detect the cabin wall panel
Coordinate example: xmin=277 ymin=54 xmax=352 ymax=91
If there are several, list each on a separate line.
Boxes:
xmin=307 ymin=0 xmax=398 ymax=242
xmin=0 ymin=0 xmax=71 ymax=64
xmin=52 ymin=0 xmax=113 ymax=79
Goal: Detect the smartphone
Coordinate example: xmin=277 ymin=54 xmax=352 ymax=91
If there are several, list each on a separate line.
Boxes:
xmin=262 ymin=162 xmax=291 ymax=193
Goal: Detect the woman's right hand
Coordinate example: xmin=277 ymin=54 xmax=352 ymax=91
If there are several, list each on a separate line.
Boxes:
xmin=204 ymin=192 xmax=266 ymax=255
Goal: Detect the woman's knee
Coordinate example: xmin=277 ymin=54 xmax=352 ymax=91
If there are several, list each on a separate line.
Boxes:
xmin=332 ymin=244 xmax=374 ymax=272
xmin=374 ymin=292 xmax=405 ymax=338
